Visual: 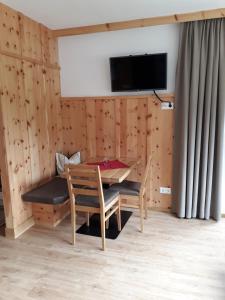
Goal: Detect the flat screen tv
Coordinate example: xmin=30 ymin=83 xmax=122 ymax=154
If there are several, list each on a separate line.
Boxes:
xmin=110 ymin=53 xmax=167 ymax=92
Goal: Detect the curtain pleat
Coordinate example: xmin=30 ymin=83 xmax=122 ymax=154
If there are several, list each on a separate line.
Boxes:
xmin=173 ymin=19 xmax=225 ymax=221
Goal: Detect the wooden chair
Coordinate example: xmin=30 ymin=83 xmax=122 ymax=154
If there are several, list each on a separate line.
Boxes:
xmin=110 ymin=156 xmax=152 ymax=232
xmin=65 ymin=164 xmax=121 ymax=250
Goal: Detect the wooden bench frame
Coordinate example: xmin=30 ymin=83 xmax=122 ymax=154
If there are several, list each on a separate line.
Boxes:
xmin=31 ymin=199 xmax=70 ymax=228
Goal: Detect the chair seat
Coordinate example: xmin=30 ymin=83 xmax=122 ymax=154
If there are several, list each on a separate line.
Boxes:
xmin=76 ymin=189 xmax=119 ymax=208
xmin=110 ymin=180 xmax=141 ymax=196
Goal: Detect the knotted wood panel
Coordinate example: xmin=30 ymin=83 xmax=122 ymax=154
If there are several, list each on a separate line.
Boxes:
xmin=0 ymin=3 xmax=62 ymax=235
xmin=0 ymin=3 xmax=21 ymax=56
xmin=0 ymin=55 xmax=32 ymax=227
xmin=61 ymin=95 xmax=174 ymax=210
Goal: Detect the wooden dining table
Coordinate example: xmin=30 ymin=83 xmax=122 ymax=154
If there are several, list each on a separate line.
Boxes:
xmin=98 ymin=159 xmax=137 ymax=184
xmin=61 ymin=158 xmax=139 ymax=184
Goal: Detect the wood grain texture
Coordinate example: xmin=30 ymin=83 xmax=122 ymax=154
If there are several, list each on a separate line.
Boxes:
xmin=65 ymin=164 xmax=121 ymax=250
xmin=61 ymin=95 xmax=174 ymax=210
xmin=0 ymin=3 xmax=21 ymax=55
xmin=61 ymin=159 xmax=138 ymax=184
xmin=0 ymin=55 xmax=32 ymax=228
xmin=41 ymin=25 xmax=59 ymax=67
xmin=48 ymin=30 xmax=59 ymax=67
xmin=53 ymin=7 xmax=225 ymax=37
xmin=0 ymin=3 xmax=62 ymax=237
xmin=147 ymin=95 xmax=174 ymax=210
xmin=0 ymin=210 xmax=225 ymax=299
xmin=0 ymin=3 xmax=60 ymax=68
xmin=32 ymin=200 xmax=70 ymax=228
xmin=20 ymin=13 xmax=42 ymax=62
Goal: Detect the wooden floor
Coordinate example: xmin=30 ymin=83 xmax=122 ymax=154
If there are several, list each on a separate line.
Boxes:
xmin=0 ymin=211 xmax=225 ymax=300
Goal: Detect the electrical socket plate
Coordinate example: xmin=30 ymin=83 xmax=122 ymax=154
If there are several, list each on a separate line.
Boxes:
xmin=161 ymin=102 xmax=174 ymax=110
xmin=160 ymin=187 xmax=172 ymax=194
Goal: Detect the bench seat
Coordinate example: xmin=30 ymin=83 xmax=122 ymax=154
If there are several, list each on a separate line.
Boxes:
xmin=22 ymin=177 xmax=69 ymax=205
xmin=22 ymin=177 xmax=70 ymax=228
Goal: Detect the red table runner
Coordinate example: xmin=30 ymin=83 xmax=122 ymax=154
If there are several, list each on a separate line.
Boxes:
xmin=87 ymin=160 xmax=129 ymax=171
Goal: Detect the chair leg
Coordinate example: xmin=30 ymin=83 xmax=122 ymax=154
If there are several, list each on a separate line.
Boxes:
xmin=100 ymin=212 xmax=106 ymax=251
xmin=116 ymin=201 xmax=122 ymax=231
xmin=139 ymin=195 xmax=144 ymax=233
xmin=86 ymin=212 xmax=90 ymax=227
xmin=71 ymin=200 xmax=76 ymax=245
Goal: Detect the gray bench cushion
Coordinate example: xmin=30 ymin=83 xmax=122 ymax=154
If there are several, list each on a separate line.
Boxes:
xmin=76 ymin=189 xmax=119 ymax=208
xmin=110 ymin=180 xmax=141 ymax=196
xmin=22 ymin=177 xmax=119 ymax=207
xmin=22 ymin=177 xmax=69 ymax=205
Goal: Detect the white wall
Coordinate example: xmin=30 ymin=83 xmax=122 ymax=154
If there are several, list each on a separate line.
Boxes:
xmin=59 ymin=24 xmax=180 ymax=97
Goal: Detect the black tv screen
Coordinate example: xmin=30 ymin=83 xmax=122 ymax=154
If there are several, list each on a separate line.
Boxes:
xmin=110 ymin=53 xmax=167 ymax=92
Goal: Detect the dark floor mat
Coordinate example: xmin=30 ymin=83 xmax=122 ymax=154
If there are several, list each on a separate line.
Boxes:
xmin=0 ymin=208 xmax=5 ymax=227
xmin=76 ymin=210 xmax=132 ymax=240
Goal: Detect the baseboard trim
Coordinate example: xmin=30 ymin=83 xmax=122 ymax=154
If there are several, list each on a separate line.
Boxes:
xmin=5 ymin=217 xmax=35 ymax=239
xmin=121 ymin=205 xmax=171 ymax=213
xmin=149 ymin=207 xmax=171 ymax=213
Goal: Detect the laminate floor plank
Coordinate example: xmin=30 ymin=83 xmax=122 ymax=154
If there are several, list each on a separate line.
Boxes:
xmin=0 ymin=211 xmax=225 ymax=300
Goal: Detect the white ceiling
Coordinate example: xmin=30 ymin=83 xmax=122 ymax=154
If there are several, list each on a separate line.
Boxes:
xmin=1 ymin=0 xmax=225 ymax=29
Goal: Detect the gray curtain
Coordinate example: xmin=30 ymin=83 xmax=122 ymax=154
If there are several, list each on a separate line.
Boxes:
xmin=173 ymin=18 xmax=225 ymax=221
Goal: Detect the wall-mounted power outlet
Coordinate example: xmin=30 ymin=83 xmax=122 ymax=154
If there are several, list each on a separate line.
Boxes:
xmin=161 ymin=102 xmax=174 ymax=110
xmin=160 ymin=187 xmax=172 ymax=194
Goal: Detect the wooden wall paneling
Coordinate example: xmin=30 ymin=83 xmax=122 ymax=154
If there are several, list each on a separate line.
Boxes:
xmin=20 ymin=14 xmax=42 ymax=62
xmin=36 ymin=66 xmax=53 ymax=179
xmin=48 ymin=31 xmax=59 ymax=67
xmin=61 ymin=95 xmax=174 ymax=211
xmin=45 ymin=68 xmax=63 ymax=174
xmin=40 ymin=26 xmax=59 ymax=67
xmin=121 ymin=97 xmax=147 ymax=182
xmin=51 ymin=68 xmax=63 ymax=151
xmin=115 ymin=98 xmax=121 ymax=159
xmin=120 ymin=99 xmax=127 ymax=159
xmin=146 ymin=96 xmax=157 ymax=208
xmin=0 ymin=93 xmax=14 ymax=228
xmin=0 ymin=3 xmax=21 ymax=56
xmin=61 ymin=101 xmax=73 ymax=155
xmin=70 ymin=100 xmax=87 ymax=160
xmin=61 ymin=100 xmax=87 ymax=160
xmin=0 ymin=55 xmax=32 ymax=228
xmin=95 ymin=100 xmax=104 ymax=157
xmin=95 ymin=99 xmax=116 ymax=159
xmin=106 ymin=99 xmax=117 ymax=158
xmin=68 ymin=100 xmax=79 ymax=155
xmin=126 ymin=98 xmax=138 ymax=158
xmin=40 ymin=25 xmax=50 ymax=65
xmin=146 ymin=97 xmax=152 ymax=208
xmin=85 ymin=99 xmax=97 ymax=159
xmin=136 ymin=97 xmax=147 ymax=180
xmin=146 ymin=95 xmax=174 ymax=210
xmin=156 ymin=96 xmax=174 ymax=209
xmin=45 ymin=68 xmax=56 ymax=174
xmin=0 ymin=4 xmax=62 ymax=237
xmin=23 ymin=60 xmax=41 ymax=184
xmin=23 ymin=61 xmax=53 ymax=184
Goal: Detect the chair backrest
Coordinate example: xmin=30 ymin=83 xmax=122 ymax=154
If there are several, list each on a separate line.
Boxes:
xmin=140 ymin=155 xmax=152 ymax=197
xmin=65 ymin=164 xmax=105 ymax=209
